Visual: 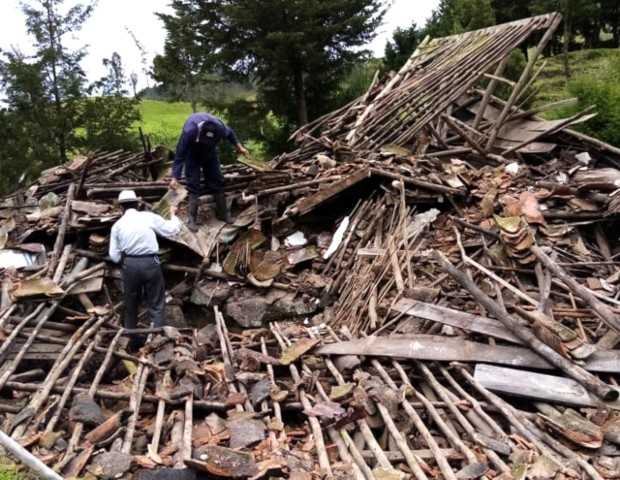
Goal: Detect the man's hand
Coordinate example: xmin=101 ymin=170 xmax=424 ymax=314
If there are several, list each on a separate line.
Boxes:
xmin=236 ymin=144 xmax=250 ymax=157
xmin=169 ymin=177 xmax=180 ymax=190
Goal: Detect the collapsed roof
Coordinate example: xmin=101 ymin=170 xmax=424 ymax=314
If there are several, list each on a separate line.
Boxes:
xmin=2 ymin=12 xmax=620 ymax=480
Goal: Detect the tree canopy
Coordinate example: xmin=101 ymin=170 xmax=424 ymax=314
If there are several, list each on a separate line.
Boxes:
xmin=0 ymin=0 xmax=141 ymax=194
xmin=155 ymin=0 xmax=386 ymax=127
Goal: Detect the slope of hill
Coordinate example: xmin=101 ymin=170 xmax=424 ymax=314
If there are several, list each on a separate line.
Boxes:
xmin=134 ymin=99 xmax=193 ymax=148
xmin=534 ymin=48 xmax=620 ymax=109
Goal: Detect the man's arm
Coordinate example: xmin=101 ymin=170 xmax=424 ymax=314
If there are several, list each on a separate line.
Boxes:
xmin=148 ymin=209 xmax=182 ymax=238
xmin=221 ymin=122 xmax=249 ymax=156
xmin=172 ymin=126 xmax=196 ymax=179
xmin=108 ymin=225 xmax=122 ymax=263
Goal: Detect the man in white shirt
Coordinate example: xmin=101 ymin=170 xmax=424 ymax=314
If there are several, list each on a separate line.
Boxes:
xmin=109 ymin=190 xmax=182 ymax=349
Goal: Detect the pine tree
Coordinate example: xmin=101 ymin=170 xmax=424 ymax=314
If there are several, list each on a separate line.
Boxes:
xmin=153 ymin=0 xmax=216 ymax=112
xmin=19 ymin=0 xmax=94 ymax=161
xmin=384 ymin=23 xmax=421 ymax=72
xmin=157 ymin=0 xmax=385 ymax=127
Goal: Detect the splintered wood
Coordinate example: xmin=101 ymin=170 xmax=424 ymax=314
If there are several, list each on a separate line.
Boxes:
xmin=4 ymin=11 xmax=620 ymax=480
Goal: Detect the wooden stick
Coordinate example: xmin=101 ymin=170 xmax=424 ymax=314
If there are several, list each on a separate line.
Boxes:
xmin=532 ymin=245 xmax=620 ymax=333
xmin=485 ymin=13 xmax=562 ymax=150
xmin=270 ymin=324 xmax=333 ymax=476
xmin=473 ymin=56 xmax=509 ymax=129
xmin=436 ymin=250 xmax=617 ymax=401
xmin=44 ymin=336 xmax=97 ymax=434
xmin=183 ymin=393 xmax=193 ymax=462
xmin=47 ymin=183 xmax=75 ymax=277
xmin=122 ymin=363 xmax=149 ymax=454
xmin=52 ymin=244 xmax=73 ymax=284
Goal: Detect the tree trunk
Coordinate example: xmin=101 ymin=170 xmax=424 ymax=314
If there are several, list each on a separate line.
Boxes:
xmin=293 ymin=67 xmax=309 ymax=127
xmin=45 ymin=1 xmax=67 ymax=162
xmin=562 ymin=6 xmax=571 ymax=80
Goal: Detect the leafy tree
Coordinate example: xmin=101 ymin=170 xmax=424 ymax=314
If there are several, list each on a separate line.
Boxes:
xmin=424 ymin=0 xmax=495 ymax=38
xmin=82 ymin=52 xmax=141 ymax=151
xmin=459 ymin=0 xmax=496 ymax=31
xmin=490 ymin=0 xmax=531 ymax=25
xmin=558 ymin=55 xmax=620 ymax=147
xmin=129 ymin=72 xmax=139 ymax=97
xmin=338 ymin=59 xmax=383 ymax=104
xmin=153 ymin=1 xmax=217 ymax=112
xmin=162 ymin=0 xmax=386 ymax=127
xmin=531 ymin=0 xmax=601 ymax=78
xmin=0 ymin=2 xmax=141 ymax=194
xmin=384 ymin=22 xmax=421 ymax=72
xmin=601 ymin=0 xmax=620 ymax=47
xmin=99 ymin=52 xmax=125 ymax=95
xmin=20 ymin=0 xmax=94 ymax=161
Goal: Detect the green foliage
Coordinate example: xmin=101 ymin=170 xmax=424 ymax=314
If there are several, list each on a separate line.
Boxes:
xmin=0 ymin=0 xmax=94 ymax=194
xmin=83 ymin=52 xmax=141 ymax=151
xmin=533 ymin=48 xmax=620 ymax=107
xmin=136 ymin=99 xmax=193 ymax=148
xmin=158 ymin=0 xmax=386 ymax=128
xmin=153 ymin=0 xmax=218 ymax=112
xmin=336 ymin=60 xmax=382 ymax=105
xmin=558 ymin=55 xmax=620 ymax=146
xmin=384 ymin=22 xmax=421 ymax=73
xmin=82 ymin=96 xmax=141 ymax=151
xmin=494 ymin=49 xmax=528 ymax=100
xmin=0 ymin=457 xmax=32 ymax=480
xmin=19 ymin=0 xmax=94 ymax=161
xmin=0 ymin=1 xmax=141 ymax=195
xmin=424 ymin=0 xmax=495 ymax=38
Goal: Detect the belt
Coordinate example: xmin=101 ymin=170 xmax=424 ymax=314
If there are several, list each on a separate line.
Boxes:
xmin=123 ymin=253 xmax=158 ymax=258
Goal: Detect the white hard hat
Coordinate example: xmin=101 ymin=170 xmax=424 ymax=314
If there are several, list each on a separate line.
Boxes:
xmin=118 ymin=190 xmax=138 ymax=203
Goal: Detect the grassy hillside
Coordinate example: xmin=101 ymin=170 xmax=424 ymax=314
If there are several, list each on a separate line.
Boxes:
xmin=134 ymin=99 xmax=193 ymax=148
xmin=534 ymin=48 xmax=620 ymax=110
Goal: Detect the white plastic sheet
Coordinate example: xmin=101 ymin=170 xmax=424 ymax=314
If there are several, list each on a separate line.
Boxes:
xmin=323 ymin=216 xmax=349 ymax=260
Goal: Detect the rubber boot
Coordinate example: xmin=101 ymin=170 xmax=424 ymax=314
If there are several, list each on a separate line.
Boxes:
xmin=187 ymin=194 xmax=199 ymax=232
xmin=214 ymin=192 xmax=232 ymax=224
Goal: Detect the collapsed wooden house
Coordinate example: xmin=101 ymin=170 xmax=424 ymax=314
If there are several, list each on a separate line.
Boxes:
xmin=3 ymin=12 xmax=620 ymax=480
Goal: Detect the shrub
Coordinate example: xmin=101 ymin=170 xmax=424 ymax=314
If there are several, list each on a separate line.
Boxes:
xmin=563 ymin=55 xmax=620 ymax=146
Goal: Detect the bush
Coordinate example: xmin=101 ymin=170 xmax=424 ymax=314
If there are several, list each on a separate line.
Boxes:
xmin=562 ymin=56 xmax=620 ymax=146
xmin=336 ymin=59 xmax=383 ymax=106
xmin=81 ymin=95 xmax=142 ymax=151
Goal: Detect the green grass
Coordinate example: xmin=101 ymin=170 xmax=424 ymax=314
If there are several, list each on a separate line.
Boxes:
xmin=533 ymin=48 xmax=620 ymax=112
xmin=0 ymin=457 xmax=31 ymax=480
xmin=134 ymin=99 xmax=194 ymax=148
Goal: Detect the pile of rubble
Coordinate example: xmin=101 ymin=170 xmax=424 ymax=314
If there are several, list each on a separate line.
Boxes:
xmin=3 ymin=12 xmax=620 ymax=480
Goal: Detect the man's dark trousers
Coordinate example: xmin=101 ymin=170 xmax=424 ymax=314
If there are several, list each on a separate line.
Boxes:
xmin=185 ymin=146 xmax=224 ymax=196
xmin=122 ymin=255 xmax=166 ymax=330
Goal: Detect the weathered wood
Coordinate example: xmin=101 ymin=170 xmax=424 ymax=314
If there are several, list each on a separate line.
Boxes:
xmin=47 ymin=183 xmax=75 ymax=277
xmin=532 ymin=245 xmax=620 ymax=333
xmin=436 ymin=251 xmax=617 ymax=401
xmin=317 ymin=334 xmax=620 ymax=372
xmin=474 ymin=364 xmax=619 ymax=408
xmin=391 ymin=298 xmax=521 ymax=344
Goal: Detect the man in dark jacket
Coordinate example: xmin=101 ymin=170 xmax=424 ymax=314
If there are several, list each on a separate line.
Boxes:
xmin=170 ymin=112 xmax=249 ymax=230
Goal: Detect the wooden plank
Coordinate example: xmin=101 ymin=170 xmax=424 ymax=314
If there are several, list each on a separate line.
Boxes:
xmin=474 ymin=364 xmax=620 ymax=409
xmin=294 ymin=168 xmax=371 ymax=216
xmin=391 ymin=298 xmax=522 ymax=344
xmin=317 ymin=335 xmax=620 ymax=373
